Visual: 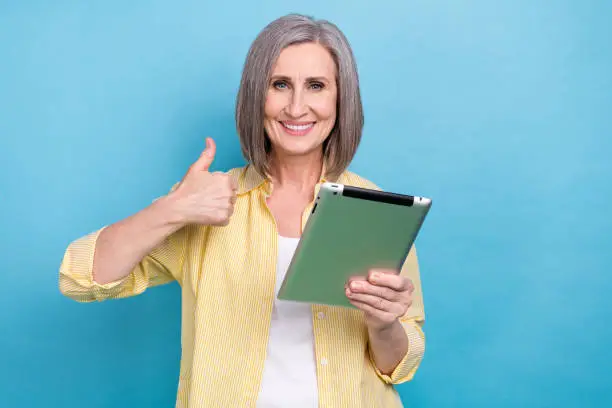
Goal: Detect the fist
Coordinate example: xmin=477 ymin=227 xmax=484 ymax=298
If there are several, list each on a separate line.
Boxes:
xmin=170 ymin=138 xmax=237 ymax=226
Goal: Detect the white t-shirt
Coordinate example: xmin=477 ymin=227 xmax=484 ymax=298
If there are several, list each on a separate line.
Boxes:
xmin=257 ymin=236 xmax=319 ymax=408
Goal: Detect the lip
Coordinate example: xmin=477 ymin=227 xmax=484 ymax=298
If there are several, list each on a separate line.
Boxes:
xmin=279 ymin=121 xmax=315 ymax=136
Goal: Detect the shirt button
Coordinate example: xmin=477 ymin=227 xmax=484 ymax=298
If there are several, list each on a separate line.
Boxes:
xmin=321 ymin=358 xmax=328 ymax=366
xmin=317 ymin=312 xmax=325 ymax=319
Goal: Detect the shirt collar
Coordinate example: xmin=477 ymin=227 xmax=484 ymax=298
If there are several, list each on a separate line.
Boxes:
xmin=235 ymin=161 xmax=341 ymax=195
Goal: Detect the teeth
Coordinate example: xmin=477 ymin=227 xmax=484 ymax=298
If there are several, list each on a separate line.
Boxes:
xmin=283 ymin=122 xmax=314 ymax=131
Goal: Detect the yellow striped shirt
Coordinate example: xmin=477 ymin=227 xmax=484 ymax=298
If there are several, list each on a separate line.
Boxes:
xmin=59 ymin=164 xmax=426 ymax=407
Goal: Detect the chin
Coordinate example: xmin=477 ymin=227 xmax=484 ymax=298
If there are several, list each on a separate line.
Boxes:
xmin=276 ymin=138 xmax=324 ymax=157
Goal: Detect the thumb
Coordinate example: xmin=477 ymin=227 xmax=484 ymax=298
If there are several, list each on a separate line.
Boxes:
xmin=192 ymin=137 xmax=216 ymax=172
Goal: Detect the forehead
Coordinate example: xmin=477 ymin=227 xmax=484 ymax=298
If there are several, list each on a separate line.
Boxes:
xmin=271 ymin=42 xmax=337 ymax=78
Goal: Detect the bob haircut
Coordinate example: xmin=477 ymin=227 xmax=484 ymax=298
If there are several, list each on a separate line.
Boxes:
xmin=235 ymin=14 xmax=363 ymax=181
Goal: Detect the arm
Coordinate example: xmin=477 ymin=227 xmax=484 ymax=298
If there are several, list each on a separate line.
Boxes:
xmin=368 ymin=318 xmax=425 ymax=384
xmin=346 ymin=246 xmax=426 ymax=384
xmin=59 ymin=137 xmax=237 ymax=303
xmin=91 ymin=195 xmax=184 ymax=285
xmin=370 ymin=246 xmax=426 ymax=383
xmin=59 ymin=195 xmax=188 ymax=302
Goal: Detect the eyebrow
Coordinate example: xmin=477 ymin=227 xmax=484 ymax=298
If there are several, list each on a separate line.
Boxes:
xmin=270 ymin=75 xmax=332 ymax=83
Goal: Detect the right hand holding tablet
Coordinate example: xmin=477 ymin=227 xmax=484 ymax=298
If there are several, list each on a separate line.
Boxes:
xmin=169 ymin=137 xmax=238 ymax=226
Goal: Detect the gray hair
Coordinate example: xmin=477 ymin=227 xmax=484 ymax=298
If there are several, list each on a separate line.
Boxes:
xmin=235 ymin=13 xmax=363 ymax=180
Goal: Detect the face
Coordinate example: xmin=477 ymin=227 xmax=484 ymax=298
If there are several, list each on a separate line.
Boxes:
xmin=264 ymin=42 xmax=338 ymax=159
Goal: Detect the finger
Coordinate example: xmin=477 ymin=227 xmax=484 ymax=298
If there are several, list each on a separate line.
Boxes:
xmin=348 ymin=299 xmax=397 ymax=325
xmin=346 ymin=275 xmax=368 ymax=286
xmin=191 ymin=137 xmax=216 ymax=172
xmin=345 ymin=288 xmax=404 ymax=315
xmin=348 ymin=280 xmax=398 ymax=302
xmin=406 ymin=279 xmax=415 ymax=294
xmin=367 ymin=270 xmax=408 ymax=292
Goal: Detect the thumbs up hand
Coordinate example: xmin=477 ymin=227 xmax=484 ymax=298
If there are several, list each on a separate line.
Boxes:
xmin=169 ymin=138 xmax=238 ymax=227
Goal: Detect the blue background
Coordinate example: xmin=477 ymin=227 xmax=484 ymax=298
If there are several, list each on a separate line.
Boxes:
xmin=1 ymin=1 xmax=611 ymax=407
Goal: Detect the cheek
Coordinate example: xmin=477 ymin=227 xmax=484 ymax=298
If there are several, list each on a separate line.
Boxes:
xmin=312 ymin=97 xmax=337 ymax=122
xmin=264 ymin=93 xmax=287 ymax=119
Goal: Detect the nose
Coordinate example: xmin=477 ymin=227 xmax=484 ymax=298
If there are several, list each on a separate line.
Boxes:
xmin=286 ymin=88 xmax=308 ymax=118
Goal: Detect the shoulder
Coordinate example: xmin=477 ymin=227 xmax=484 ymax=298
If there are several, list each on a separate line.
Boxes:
xmin=225 ymin=165 xmax=382 ymax=193
xmin=226 ymin=164 xmax=267 ymax=195
xmin=226 ymin=165 xmax=246 ymax=176
xmin=338 ymin=170 xmax=381 ymax=191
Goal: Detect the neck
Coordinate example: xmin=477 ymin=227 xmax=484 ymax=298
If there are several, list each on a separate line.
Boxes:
xmin=268 ymin=149 xmax=324 ymax=193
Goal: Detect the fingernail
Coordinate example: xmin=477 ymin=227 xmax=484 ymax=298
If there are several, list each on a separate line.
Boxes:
xmin=370 ymin=272 xmax=379 ymax=281
xmin=351 ymin=281 xmax=362 ymax=290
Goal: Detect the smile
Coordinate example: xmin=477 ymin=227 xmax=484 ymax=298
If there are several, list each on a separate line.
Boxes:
xmin=280 ymin=121 xmax=315 ymax=136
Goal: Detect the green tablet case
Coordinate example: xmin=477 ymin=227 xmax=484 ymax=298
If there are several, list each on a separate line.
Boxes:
xmin=277 ymin=182 xmax=432 ymax=308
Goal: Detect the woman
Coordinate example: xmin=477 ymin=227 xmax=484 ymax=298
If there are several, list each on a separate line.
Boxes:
xmin=59 ymin=14 xmax=426 ymax=408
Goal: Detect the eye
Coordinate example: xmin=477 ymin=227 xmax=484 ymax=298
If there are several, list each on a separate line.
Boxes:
xmin=272 ymin=80 xmax=288 ymax=90
xmin=309 ymin=81 xmax=325 ymax=90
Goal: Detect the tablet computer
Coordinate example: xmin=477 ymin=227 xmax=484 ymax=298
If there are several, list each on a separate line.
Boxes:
xmin=277 ymin=182 xmax=432 ymax=308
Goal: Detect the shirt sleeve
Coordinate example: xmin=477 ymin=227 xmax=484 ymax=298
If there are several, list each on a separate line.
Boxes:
xmin=58 ymin=224 xmax=188 ymax=303
xmin=368 ymin=245 xmax=427 ymax=384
